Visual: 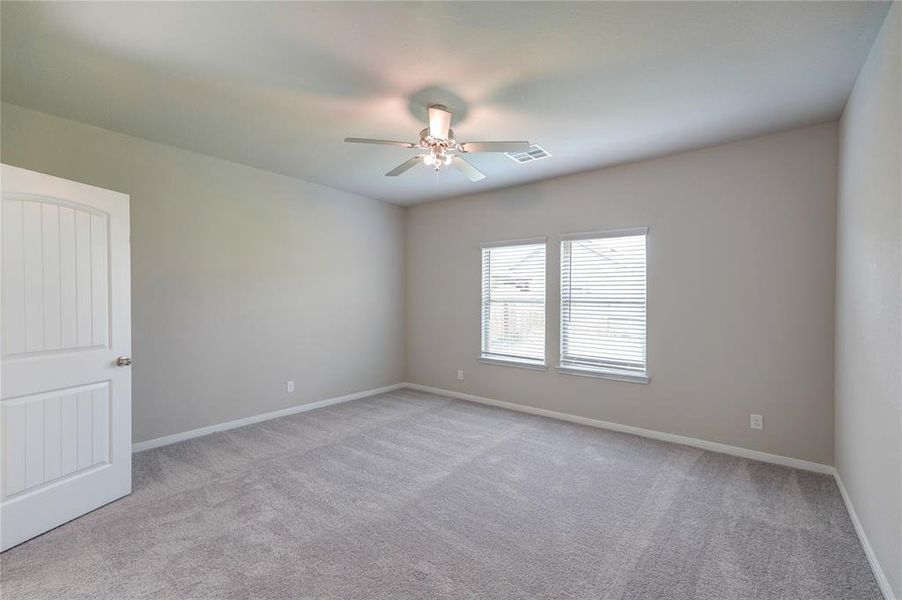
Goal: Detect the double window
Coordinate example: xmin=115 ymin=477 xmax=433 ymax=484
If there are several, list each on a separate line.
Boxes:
xmin=480 ymin=229 xmax=648 ymax=383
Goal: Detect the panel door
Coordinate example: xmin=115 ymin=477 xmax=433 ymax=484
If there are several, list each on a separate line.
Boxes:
xmin=1 ymin=164 xmax=131 ymax=551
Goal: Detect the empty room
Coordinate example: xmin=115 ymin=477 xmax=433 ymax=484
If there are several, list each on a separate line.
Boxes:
xmin=0 ymin=1 xmax=899 ymax=599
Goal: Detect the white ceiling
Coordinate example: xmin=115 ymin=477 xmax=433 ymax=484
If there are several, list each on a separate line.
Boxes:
xmin=1 ymin=2 xmax=890 ymax=205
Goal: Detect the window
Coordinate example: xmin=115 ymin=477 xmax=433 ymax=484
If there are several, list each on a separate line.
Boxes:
xmin=480 ymin=239 xmax=546 ymax=367
xmin=560 ymin=228 xmax=648 ymax=383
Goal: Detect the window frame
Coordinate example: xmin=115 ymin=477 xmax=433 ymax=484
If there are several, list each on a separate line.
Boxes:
xmin=479 ymin=237 xmax=548 ymax=370
xmin=558 ymin=227 xmax=649 ymax=384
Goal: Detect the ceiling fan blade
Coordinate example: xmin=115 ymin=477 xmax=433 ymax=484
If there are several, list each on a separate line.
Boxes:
xmin=451 ymin=156 xmax=486 ymax=182
xmin=386 ymin=155 xmax=425 ymax=177
xmin=345 ymin=137 xmax=416 ymax=148
xmin=428 ymin=105 xmax=452 ymax=139
xmin=461 ymin=141 xmax=531 ymax=153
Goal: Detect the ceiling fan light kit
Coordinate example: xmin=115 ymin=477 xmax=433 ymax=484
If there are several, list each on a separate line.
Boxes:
xmin=344 ymin=105 xmax=534 ymax=182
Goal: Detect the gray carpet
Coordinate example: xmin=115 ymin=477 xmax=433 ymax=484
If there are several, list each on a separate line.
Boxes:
xmin=0 ymin=389 xmax=881 ymax=599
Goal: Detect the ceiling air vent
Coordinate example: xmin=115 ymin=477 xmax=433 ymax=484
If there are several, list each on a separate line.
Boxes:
xmin=506 ymin=144 xmax=550 ymax=163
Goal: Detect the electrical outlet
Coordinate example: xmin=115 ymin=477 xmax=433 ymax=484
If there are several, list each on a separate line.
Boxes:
xmin=750 ymin=414 xmax=763 ymax=430
xmin=286 ymin=380 xmax=295 ymax=393
xmin=457 ymin=370 xmax=464 ymax=381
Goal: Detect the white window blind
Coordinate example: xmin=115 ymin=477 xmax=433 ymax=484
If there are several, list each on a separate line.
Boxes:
xmin=560 ymin=229 xmax=648 ymax=382
xmin=481 ymin=240 xmax=546 ymax=366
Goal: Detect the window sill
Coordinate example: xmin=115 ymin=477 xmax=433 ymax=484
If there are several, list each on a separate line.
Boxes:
xmin=479 ymin=356 xmax=547 ymax=371
xmin=557 ymin=365 xmax=649 ymax=384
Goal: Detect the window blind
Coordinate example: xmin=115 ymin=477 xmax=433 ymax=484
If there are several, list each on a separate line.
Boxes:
xmin=481 ymin=240 xmax=546 ymax=365
xmin=560 ymin=229 xmax=647 ymax=380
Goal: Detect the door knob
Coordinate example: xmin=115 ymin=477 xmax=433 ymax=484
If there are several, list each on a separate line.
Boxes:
xmin=115 ymin=356 xmax=132 ymax=367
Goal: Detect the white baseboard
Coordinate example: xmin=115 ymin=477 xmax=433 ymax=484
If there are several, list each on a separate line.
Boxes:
xmin=403 ymin=383 xmax=834 ymax=474
xmin=132 ymin=383 xmax=406 ymax=453
xmin=834 ymin=471 xmax=897 ymax=600
xmin=405 ymin=382 xmax=901 ymax=597
xmin=131 ymin=380 xmax=892 ymax=597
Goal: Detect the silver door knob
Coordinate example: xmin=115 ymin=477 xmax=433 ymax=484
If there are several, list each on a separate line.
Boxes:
xmin=115 ymin=356 xmax=132 ymax=367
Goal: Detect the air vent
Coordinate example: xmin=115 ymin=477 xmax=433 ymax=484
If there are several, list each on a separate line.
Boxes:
xmin=506 ymin=144 xmax=550 ymax=163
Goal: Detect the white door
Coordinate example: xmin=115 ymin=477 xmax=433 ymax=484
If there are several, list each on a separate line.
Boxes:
xmin=0 ymin=164 xmax=131 ymax=551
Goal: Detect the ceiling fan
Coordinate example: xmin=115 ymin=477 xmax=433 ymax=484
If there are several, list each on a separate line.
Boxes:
xmin=344 ymin=105 xmax=531 ymax=182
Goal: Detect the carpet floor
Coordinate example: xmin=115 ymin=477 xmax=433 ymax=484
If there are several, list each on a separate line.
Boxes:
xmin=0 ymin=389 xmax=881 ymax=599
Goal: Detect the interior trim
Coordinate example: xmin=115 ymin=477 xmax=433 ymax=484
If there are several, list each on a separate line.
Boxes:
xmin=478 ymin=356 xmax=547 ymax=371
xmin=479 ymin=236 xmax=546 ymax=249
xmin=130 ymin=379 xmax=893 ymax=598
xmin=557 ymin=365 xmax=649 ymax=384
xmin=404 ymin=384 xmax=897 ymax=597
xmin=403 ymin=382 xmax=833 ymax=473
xmin=834 ymin=472 xmax=897 ymax=600
xmin=559 ymin=226 xmax=648 ymax=241
xmin=131 ymin=383 xmax=406 ymax=453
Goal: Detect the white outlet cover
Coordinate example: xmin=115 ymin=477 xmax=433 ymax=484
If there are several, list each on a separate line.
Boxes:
xmin=287 ymin=380 xmax=295 ymax=393
xmin=750 ymin=414 xmax=763 ymax=430
xmin=457 ymin=370 xmax=464 ymax=381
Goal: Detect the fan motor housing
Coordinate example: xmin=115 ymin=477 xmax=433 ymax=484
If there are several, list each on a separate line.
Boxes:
xmin=419 ymin=127 xmax=456 ymax=143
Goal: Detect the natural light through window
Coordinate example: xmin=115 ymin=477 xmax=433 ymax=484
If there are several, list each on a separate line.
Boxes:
xmin=560 ymin=229 xmax=648 ymax=382
xmin=480 ymin=240 xmax=546 ymax=367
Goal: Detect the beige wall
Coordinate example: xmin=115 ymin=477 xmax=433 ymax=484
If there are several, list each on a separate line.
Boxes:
xmin=1 ymin=103 xmax=406 ymax=444
xmin=1 ymin=104 xmax=842 ymax=467
xmin=836 ymin=3 xmax=901 ymax=596
xmin=407 ymin=123 xmax=838 ymax=465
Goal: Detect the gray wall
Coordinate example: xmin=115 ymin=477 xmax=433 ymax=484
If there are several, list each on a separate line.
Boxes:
xmin=836 ymin=3 xmax=901 ymax=595
xmin=1 ymin=102 xmax=406 ymax=444
xmin=407 ymin=123 xmax=838 ymax=465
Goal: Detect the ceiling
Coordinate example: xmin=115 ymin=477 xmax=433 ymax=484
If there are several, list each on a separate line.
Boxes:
xmin=0 ymin=2 xmax=890 ymax=205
